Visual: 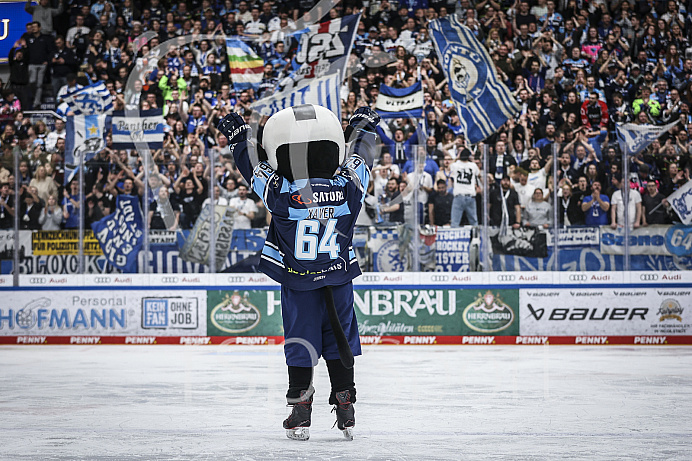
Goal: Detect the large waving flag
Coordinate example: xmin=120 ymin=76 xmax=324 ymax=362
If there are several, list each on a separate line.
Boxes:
xmin=429 ymin=16 xmax=520 ymax=144
xmin=226 ymin=39 xmax=264 ymax=92
xmin=616 ymin=120 xmax=679 ymax=156
xmin=278 ymin=14 xmax=361 ymax=91
xmin=64 ymin=113 xmax=107 ymax=184
xmin=63 ymin=81 xmax=113 ymax=116
xmin=374 ymin=81 xmax=424 ymax=119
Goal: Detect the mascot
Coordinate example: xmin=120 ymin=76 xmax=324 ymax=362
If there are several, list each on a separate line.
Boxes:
xmin=218 ymin=105 xmax=380 ymax=441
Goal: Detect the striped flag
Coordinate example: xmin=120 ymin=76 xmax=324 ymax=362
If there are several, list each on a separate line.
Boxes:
xmin=429 ymin=16 xmax=520 ymax=144
xmin=63 ymin=81 xmax=114 ymax=116
xmin=616 ymin=121 xmax=679 ymax=156
xmin=64 ymin=113 xmax=107 ymax=184
xmin=226 ymin=39 xmax=264 ymax=92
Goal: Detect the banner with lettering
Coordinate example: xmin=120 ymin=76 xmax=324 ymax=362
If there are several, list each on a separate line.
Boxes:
xmin=179 ymin=203 xmax=235 ymax=268
xmin=374 ymin=81 xmax=424 ymax=119
xmin=91 ymin=195 xmax=144 ymax=273
xmin=110 ymin=109 xmax=165 ymax=149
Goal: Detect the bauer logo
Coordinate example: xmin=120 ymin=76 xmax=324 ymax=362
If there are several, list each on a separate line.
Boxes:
xmin=210 ymin=290 xmax=260 ymax=334
xmin=462 ymin=291 xmax=514 ymax=333
xmin=142 ymin=298 xmax=198 ymax=329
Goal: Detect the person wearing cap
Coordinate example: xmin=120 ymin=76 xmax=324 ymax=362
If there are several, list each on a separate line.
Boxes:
xmin=449 ymin=148 xmax=480 ymax=227
xmin=490 ymin=174 xmax=522 ymax=229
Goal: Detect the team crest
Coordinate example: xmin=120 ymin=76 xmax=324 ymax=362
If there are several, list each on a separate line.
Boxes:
xmin=442 ymin=44 xmax=486 ymax=102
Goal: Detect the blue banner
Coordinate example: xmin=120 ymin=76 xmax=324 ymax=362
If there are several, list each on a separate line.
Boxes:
xmin=64 ymin=113 xmax=107 ymax=184
xmin=110 ymin=109 xmax=164 ymax=149
xmin=429 ymin=16 xmax=520 ymax=144
xmin=91 ymin=195 xmax=144 ymax=273
xmin=0 ymin=2 xmax=33 ymax=64
xmin=374 ymin=81 xmax=424 ymax=119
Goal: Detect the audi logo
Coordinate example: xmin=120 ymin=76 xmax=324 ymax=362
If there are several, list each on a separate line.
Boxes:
xmin=639 ymin=274 xmax=659 ymax=281
xmin=362 ymin=275 xmax=380 ymax=282
xmin=430 ymin=275 xmax=449 ymax=282
xmin=161 ymin=277 xmax=179 ymax=283
xmin=29 ymin=277 xmax=47 ymax=284
xmin=94 ymin=277 xmax=111 ymax=284
xmin=496 ymin=275 xmax=515 ymax=282
xmin=227 ymin=276 xmax=245 ymax=283
xmin=569 ymin=274 xmax=588 ymax=282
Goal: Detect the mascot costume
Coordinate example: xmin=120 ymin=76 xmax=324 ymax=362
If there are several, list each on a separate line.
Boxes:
xmin=218 ymin=105 xmax=380 ymax=441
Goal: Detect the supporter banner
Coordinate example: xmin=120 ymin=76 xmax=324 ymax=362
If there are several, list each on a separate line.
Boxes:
xmin=374 ymin=81 xmax=424 ymax=119
xmin=110 ymin=109 xmax=164 ymax=149
xmin=546 ymin=227 xmax=599 ymax=247
xmin=600 ymin=226 xmax=670 ymax=255
xmin=91 ymin=195 xmax=144 ymax=273
xmin=207 ymin=289 xmax=283 ymax=336
xmin=435 ymin=227 xmax=473 ymax=272
xmin=31 ymin=230 xmax=102 ymax=256
xmin=616 ymin=121 xmax=679 ymax=156
xmin=63 ymin=81 xmax=114 ymax=116
xmin=492 ymin=248 xmax=692 ymax=271
xmin=429 ymin=16 xmax=520 ymax=144
xmin=370 ymin=226 xmax=406 ymax=272
xmin=667 ymin=181 xmax=692 ymax=225
xmin=64 ymin=113 xmax=107 ymax=184
xmin=279 ymin=14 xmax=360 ymax=91
xmin=491 ymin=227 xmax=548 ymax=257
xmin=666 ymin=224 xmax=692 ymax=256
xmin=226 ymin=38 xmax=264 ymax=92
xmin=179 ymin=204 xmax=235 ymax=267
xmin=0 ymin=290 xmax=207 ymax=336
xmin=0 ymin=2 xmax=33 ymax=64
xmin=252 ymin=72 xmax=341 ymax=119
xmin=520 ymin=288 xmax=692 ymax=336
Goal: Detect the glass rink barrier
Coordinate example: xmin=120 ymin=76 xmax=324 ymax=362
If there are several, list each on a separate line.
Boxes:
xmin=1 ymin=139 xmax=692 ymax=279
xmin=1 ymin=136 xmax=692 ymax=347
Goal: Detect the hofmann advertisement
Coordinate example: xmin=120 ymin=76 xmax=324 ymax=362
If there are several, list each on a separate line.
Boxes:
xmin=0 ymin=291 xmax=207 ymax=336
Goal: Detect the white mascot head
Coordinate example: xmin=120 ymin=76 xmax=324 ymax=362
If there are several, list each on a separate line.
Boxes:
xmin=262 ymin=104 xmax=345 ymax=181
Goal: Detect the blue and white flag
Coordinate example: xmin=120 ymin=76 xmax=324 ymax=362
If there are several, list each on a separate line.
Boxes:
xmin=667 ymin=180 xmax=692 ymax=225
xmin=63 ymin=82 xmax=114 ymax=116
xmin=429 ymin=16 xmax=520 ymax=144
xmin=91 ymin=195 xmax=144 ymax=273
xmin=179 ymin=203 xmax=235 ymax=267
xmin=252 ymin=72 xmax=341 ymax=120
xmin=64 ymin=113 xmax=107 ymax=184
xmin=278 ymin=14 xmax=361 ymax=91
xmin=616 ymin=121 xmax=679 ymax=156
xmin=110 ymin=109 xmax=165 ymax=149
xmin=374 ymin=81 xmax=424 ymax=119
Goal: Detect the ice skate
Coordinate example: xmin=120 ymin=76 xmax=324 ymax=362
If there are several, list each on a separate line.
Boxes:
xmin=332 ymin=389 xmax=355 ymax=440
xmin=283 ymin=388 xmax=313 ymax=441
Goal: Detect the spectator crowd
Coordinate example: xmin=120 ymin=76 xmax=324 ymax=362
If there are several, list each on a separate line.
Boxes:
xmin=0 ymin=0 xmax=691 ymax=235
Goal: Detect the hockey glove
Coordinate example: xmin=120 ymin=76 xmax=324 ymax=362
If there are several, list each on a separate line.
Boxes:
xmin=348 ymin=107 xmax=380 ymax=134
xmin=217 ymin=112 xmax=252 ymax=144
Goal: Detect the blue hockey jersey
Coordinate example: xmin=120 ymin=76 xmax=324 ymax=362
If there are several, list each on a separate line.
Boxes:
xmin=232 ymin=141 xmax=370 ymax=291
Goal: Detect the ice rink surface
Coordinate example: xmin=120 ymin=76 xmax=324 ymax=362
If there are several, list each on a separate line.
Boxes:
xmin=1 ymin=345 xmax=691 ymax=461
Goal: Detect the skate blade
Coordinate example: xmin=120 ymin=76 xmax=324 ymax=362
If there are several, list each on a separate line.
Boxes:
xmin=341 ymin=426 xmax=354 ymax=441
xmin=286 ymin=427 xmax=310 ymax=441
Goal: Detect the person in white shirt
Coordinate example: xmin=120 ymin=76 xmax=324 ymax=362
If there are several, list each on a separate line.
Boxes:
xmin=512 ymin=168 xmax=536 ymax=210
xmin=244 ymin=6 xmax=266 ymax=36
xmin=229 ymin=183 xmax=257 ymax=229
xmin=45 ymin=117 xmax=66 ymax=153
xmin=610 ymin=173 xmax=642 ymax=230
xmin=449 ymin=148 xmax=480 ymax=226
xmin=527 ymin=155 xmax=552 ymax=190
xmin=66 ymin=14 xmax=90 ymax=48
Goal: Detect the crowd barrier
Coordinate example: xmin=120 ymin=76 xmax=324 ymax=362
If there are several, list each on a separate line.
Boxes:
xmin=1 ymin=271 xmax=690 ymax=346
